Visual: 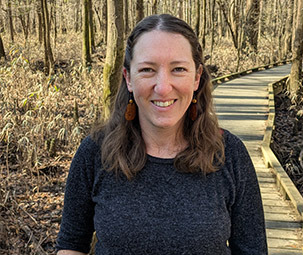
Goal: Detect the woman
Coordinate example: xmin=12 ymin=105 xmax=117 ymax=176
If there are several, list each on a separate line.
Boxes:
xmin=56 ymin=14 xmax=267 ymax=254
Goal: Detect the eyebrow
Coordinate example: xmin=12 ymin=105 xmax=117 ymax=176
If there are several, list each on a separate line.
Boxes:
xmin=137 ymin=60 xmax=191 ymax=65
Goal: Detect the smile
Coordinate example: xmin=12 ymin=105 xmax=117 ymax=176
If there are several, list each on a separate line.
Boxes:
xmin=152 ymin=100 xmax=175 ymax=107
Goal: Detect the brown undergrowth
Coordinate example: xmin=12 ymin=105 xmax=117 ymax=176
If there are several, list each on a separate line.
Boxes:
xmin=0 ymin=32 xmax=288 ymax=254
xmin=271 ymin=88 xmax=303 ymax=196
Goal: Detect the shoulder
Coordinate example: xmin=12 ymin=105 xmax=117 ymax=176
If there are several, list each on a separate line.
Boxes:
xmin=78 ymin=135 xmax=100 ymax=153
xmin=221 ymin=129 xmax=248 ymax=157
xmin=220 ymin=129 xmax=255 ymax=181
xmin=66 ymin=135 xmax=102 ymax=191
xmin=71 ymin=135 xmax=102 ymax=174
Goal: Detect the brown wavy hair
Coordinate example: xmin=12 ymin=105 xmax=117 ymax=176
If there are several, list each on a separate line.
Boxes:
xmin=92 ymin=14 xmax=225 ymax=180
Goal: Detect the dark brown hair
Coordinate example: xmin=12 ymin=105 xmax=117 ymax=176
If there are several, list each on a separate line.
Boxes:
xmin=92 ymin=14 xmax=225 ymax=179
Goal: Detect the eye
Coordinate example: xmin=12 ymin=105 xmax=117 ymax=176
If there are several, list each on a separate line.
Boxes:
xmin=173 ymin=67 xmax=186 ymax=72
xmin=139 ymin=68 xmax=154 ymax=73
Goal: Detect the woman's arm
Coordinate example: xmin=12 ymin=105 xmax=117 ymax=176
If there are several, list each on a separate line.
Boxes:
xmin=57 ymin=250 xmax=86 ymax=255
xmin=227 ymin=134 xmax=268 ymax=254
xmin=56 ymin=137 xmax=97 ymax=253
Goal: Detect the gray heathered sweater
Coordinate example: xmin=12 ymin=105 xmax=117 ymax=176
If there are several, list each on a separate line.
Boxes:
xmin=56 ymin=129 xmax=268 ymax=254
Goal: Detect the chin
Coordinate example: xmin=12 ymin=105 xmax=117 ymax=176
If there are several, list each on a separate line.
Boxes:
xmin=153 ymin=120 xmax=182 ymax=129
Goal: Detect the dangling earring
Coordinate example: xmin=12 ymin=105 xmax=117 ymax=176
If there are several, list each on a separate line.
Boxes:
xmin=189 ymin=97 xmax=198 ymax=121
xmin=125 ymin=93 xmax=136 ymax=121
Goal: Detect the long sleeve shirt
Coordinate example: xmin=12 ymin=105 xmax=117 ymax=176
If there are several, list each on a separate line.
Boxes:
xmin=56 ymin=129 xmax=268 ymax=254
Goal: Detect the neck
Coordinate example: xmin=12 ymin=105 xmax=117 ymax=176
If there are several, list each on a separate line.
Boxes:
xmin=141 ymin=126 xmax=187 ymax=159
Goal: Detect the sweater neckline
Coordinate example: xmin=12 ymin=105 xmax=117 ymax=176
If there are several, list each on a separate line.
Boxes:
xmin=147 ymin=154 xmax=174 ymax=164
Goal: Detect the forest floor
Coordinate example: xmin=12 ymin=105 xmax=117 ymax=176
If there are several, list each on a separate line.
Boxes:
xmin=271 ymin=88 xmax=303 ymax=195
xmin=0 ymin=34 xmax=302 ymax=254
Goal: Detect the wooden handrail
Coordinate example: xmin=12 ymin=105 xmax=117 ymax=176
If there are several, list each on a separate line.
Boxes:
xmin=211 ymin=59 xmax=292 ymax=86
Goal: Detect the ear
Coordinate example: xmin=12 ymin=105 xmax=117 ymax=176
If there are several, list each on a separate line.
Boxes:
xmin=194 ymin=64 xmax=203 ymax=91
xmin=123 ymin=67 xmax=132 ymax=92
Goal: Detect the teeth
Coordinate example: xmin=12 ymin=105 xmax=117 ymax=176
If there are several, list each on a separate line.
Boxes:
xmin=153 ymin=100 xmax=174 ymax=107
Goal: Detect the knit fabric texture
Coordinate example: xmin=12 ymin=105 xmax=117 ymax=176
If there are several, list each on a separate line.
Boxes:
xmin=56 ymin=129 xmax=268 ymax=254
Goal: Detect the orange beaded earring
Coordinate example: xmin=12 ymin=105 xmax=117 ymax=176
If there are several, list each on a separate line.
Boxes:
xmin=125 ymin=93 xmax=136 ymax=121
xmin=189 ymin=97 xmax=197 ymax=121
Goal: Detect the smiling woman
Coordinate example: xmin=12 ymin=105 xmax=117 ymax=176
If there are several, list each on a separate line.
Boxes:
xmin=56 ymin=14 xmax=268 ymax=255
xmin=123 ymin=30 xmax=202 ymax=157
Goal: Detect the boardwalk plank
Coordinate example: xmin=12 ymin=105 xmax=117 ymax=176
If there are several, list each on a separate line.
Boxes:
xmin=265 ymin=213 xmax=300 ymax=222
xmin=267 ymin=237 xmax=301 ymax=249
xmin=269 ymin=248 xmax=303 ymax=255
xmin=266 ymin=228 xmax=302 ymax=240
xmin=213 ymin=64 xmax=303 ymax=252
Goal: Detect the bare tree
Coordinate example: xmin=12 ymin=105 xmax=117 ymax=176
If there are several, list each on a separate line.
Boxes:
xmin=243 ymin=0 xmax=260 ymax=52
xmin=103 ymin=0 xmax=124 ymax=119
xmin=217 ymin=0 xmax=245 ymax=70
xmin=82 ymin=0 xmax=92 ymax=67
xmin=7 ymin=0 xmax=14 ymax=42
xmin=281 ymin=0 xmax=294 ymax=59
xmin=124 ymin=0 xmax=130 ymax=36
xmin=36 ymin=1 xmax=43 ymax=44
xmin=75 ymin=0 xmax=81 ymax=32
xmin=292 ymin=0 xmax=298 ymax=47
xmin=88 ymin=0 xmax=95 ymax=52
xmin=152 ymin=0 xmax=158 ymax=14
xmin=0 ymin=33 xmax=5 ymax=59
xmin=289 ymin=0 xmax=303 ymax=96
xmin=136 ymin=0 xmax=144 ymax=24
xmin=41 ymin=0 xmax=54 ymax=75
xmin=18 ymin=0 xmax=31 ymax=40
xmin=198 ymin=0 xmax=207 ymax=50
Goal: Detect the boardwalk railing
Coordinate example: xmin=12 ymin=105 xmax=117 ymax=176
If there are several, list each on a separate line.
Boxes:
xmin=261 ymin=75 xmax=303 ymax=223
xmin=211 ymin=59 xmax=292 ymax=86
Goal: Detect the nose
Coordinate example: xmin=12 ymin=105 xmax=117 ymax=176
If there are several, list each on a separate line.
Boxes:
xmin=154 ymin=69 xmax=173 ymax=96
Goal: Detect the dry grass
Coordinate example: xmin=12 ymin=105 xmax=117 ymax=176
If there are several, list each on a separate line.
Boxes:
xmin=0 ymin=31 xmax=282 ymax=254
xmin=0 ymin=33 xmax=105 ymax=254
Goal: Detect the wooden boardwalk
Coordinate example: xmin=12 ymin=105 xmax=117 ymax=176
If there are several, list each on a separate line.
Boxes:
xmin=213 ymin=64 xmax=303 ymax=254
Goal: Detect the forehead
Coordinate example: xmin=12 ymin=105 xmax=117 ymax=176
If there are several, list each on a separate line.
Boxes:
xmin=132 ymin=30 xmax=193 ymax=62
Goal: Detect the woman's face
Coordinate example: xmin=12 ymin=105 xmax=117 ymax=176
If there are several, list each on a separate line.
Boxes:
xmin=124 ymin=30 xmax=202 ymax=133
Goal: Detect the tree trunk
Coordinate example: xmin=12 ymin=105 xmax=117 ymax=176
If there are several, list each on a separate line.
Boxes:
xmin=257 ymin=0 xmax=263 ymax=51
xmin=244 ymin=0 xmax=260 ymax=52
xmin=7 ymin=0 xmax=14 ymax=43
xmin=103 ymin=0 xmax=124 ymax=119
xmin=101 ymin=0 xmax=107 ymax=44
xmin=88 ymin=0 xmax=95 ymax=53
xmin=75 ymin=0 xmax=81 ymax=32
xmin=282 ymin=0 xmax=294 ymax=59
xmin=178 ymin=0 xmax=183 ymax=19
xmin=210 ymin=0 xmax=215 ymax=64
xmin=124 ymin=0 xmax=130 ymax=36
xmin=82 ymin=0 xmax=92 ymax=67
xmin=292 ymin=0 xmax=298 ymax=50
xmin=60 ymin=1 xmax=67 ymax=33
xmin=136 ymin=0 xmax=144 ymax=24
xmin=289 ymin=0 xmax=303 ymax=96
xmin=52 ymin=0 xmax=57 ymax=45
xmin=199 ymin=0 xmax=206 ymax=50
xmin=0 ymin=34 xmax=6 ymax=59
xmin=217 ymin=4 xmax=224 ymax=38
xmin=37 ymin=1 xmax=43 ymax=44
xmin=218 ymin=0 xmax=238 ymax=50
xmin=152 ymin=0 xmax=158 ymax=14
xmin=18 ymin=12 xmax=30 ymax=40
xmin=194 ymin=0 xmax=200 ymax=36
xmin=41 ymin=0 xmax=54 ymax=75
xmin=0 ymin=0 xmax=3 ymax=32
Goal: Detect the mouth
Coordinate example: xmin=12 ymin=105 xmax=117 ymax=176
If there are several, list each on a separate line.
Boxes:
xmin=152 ymin=100 xmax=175 ymax=108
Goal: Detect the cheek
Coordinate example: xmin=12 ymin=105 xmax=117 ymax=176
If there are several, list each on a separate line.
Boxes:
xmin=178 ymin=78 xmax=198 ymax=95
xmin=132 ymin=83 xmax=150 ymax=102
xmin=131 ymin=77 xmax=153 ymax=96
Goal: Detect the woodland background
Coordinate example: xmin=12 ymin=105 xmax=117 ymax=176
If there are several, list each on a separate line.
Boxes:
xmin=0 ymin=0 xmax=302 ymax=254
